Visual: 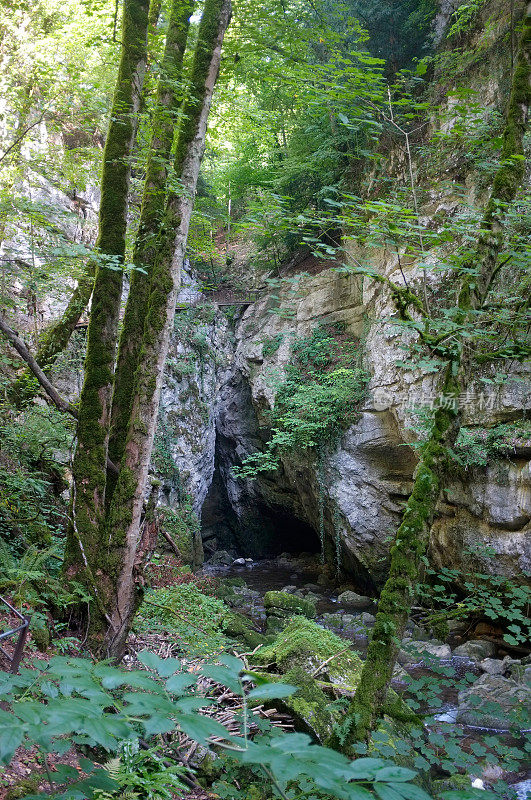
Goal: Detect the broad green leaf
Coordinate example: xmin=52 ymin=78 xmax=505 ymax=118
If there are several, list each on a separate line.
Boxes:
xmin=246 ymin=683 xmax=298 ymax=701
xmin=165 ymin=673 xmax=197 ymax=693
xmin=0 ymin=726 xmax=24 ymax=764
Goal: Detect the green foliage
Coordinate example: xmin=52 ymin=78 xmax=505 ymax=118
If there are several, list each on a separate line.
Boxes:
xmin=447 ymin=0 xmax=486 ymax=39
xmin=0 ymin=403 xmax=73 ymax=551
xmin=98 ymin=740 xmax=188 ymax=800
xmin=0 ymin=651 xmax=432 ymax=800
xmin=235 ymin=323 xmax=369 ymax=477
xmin=159 ymin=497 xmax=202 ymax=568
xmin=452 ymin=419 xmax=531 ymax=469
xmin=136 ymin=583 xmax=230 ymax=656
xmin=418 ymin=555 xmax=531 ymax=648
xmin=261 ymin=333 xmax=284 ymax=357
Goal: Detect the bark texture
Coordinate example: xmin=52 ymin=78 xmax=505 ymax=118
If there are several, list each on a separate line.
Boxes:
xmin=103 ymin=0 xmax=232 ymax=658
xmin=64 ymin=0 xmax=150 ymax=628
xmin=107 ymin=0 xmax=194 ymax=503
xmin=333 ymin=4 xmax=531 ymax=750
xmin=9 ymin=0 xmax=165 ymax=409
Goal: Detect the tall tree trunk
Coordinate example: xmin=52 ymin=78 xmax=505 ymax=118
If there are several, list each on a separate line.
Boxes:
xmin=9 ymin=0 xmax=164 ymax=408
xmin=107 ymin=0 xmax=194 ymax=504
xmin=63 ymin=0 xmax=150 ymax=630
xmin=333 ymin=4 xmax=530 ymax=750
xmin=103 ymin=0 xmax=232 ymax=659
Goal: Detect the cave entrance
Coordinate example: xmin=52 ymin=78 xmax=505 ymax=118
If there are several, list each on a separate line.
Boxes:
xmin=200 ymin=451 xmax=321 ymax=559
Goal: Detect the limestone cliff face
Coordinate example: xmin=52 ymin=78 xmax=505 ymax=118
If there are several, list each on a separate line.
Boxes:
xmin=157 ymin=257 xmax=529 ymax=587
xmin=4 ymin=0 xmax=527 ymax=587
xmin=229 ymin=263 xmax=530 ymax=584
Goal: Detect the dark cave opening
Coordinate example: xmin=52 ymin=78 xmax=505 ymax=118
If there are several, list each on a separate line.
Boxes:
xmin=200 ymin=445 xmax=321 ymax=559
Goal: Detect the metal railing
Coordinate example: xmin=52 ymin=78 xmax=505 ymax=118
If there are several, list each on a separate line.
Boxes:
xmin=0 ymin=596 xmax=30 ymax=673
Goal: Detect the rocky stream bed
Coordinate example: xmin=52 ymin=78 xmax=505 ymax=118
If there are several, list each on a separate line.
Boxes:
xmin=201 ymin=552 xmax=531 ymax=798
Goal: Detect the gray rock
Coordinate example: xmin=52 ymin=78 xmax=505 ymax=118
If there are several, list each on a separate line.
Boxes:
xmin=453 ymin=639 xmax=497 ymax=661
xmin=392 ymin=664 xmax=411 ymax=683
xmin=457 ymin=673 xmax=531 ymax=730
xmin=480 ymin=658 xmax=507 ymax=676
xmin=341 ymin=614 xmax=357 ymax=626
xmin=509 ymin=663 xmax=531 ymax=686
xmin=234 ymin=586 xmax=261 ymax=599
xmin=281 ymin=585 xmax=297 ymax=593
xmin=207 ymin=550 xmax=233 ymax=566
xmin=399 ymin=640 xmax=452 ymax=665
xmin=233 ymin=557 xmax=246 ymax=566
xmin=409 ymin=624 xmax=431 ymax=642
xmin=337 ymin=591 xmax=373 ymax=609
xmin=360 ymin=612 xmax=376 ymax=626
xmin=320 ymin=613 xmax=344 ymax=629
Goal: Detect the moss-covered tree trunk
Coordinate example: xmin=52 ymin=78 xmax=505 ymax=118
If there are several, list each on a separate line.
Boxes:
xmin=107 ymin=0 xmax=194 ymax=504
xmin=103 ymin=0 xmax=232 ymax=659
xmin=333 ymin=5 xmax=530 ymax=750
xmin=9 ymin=0 xmax=164 ymax=409
xmin=63 ymin=0 xmax=150 ymax=629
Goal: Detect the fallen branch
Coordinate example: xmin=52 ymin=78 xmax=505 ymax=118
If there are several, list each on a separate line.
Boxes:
xmin=0 ymin=314 xmax=119 ymax=474
xmin=0 ymin=314 xmax=78 ymax=416
xmin=311 ymin=645 xmax=352 ymax=678
xmin=161 ymin=528 xmax=182 ymax=558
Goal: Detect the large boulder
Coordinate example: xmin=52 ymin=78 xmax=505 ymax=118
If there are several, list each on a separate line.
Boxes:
xmin=337 ymin=590 xmax=373 ymax=609
xmin=453 ymin=639 xmax=497 ymax=661
xmin=457 ymin=674 xmax=531 ymax=730
xmin=252 ymin=617 xmax=417 ymax=742
xmin=399 ymin=640 xmax=452 ymax=666
xmin=263 ymin=591 xmax=316 ymax=633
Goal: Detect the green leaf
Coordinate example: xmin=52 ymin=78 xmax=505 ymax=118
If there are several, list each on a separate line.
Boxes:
xmin=201 ymin=665 xmax=242 ymax=694
xmin=374 ymin=783 xmax=407 ymax=800
xmin=393 ymin=784 xmax=431 ymax=800
xmin=165 ymin=673 xmax=197 ymax=694
xmin=374 ymin=766 xmax=416 ymax=782
xmin=247 ymin=683 xmax=298 ymax=701
xmin=138 ymin=650 xmax=181 ymax=677
xmin=347 ymin=758 xmax=385 ymax=779
xmin=178 ymin=713 xmax=233 ymax=746
xmin=0 ymin=726 xmax=24 ymax=764
xmin=48 ymin=764 xmax=79 ymax=783
xmin=344 ymin=787 xmax=374 ymax=800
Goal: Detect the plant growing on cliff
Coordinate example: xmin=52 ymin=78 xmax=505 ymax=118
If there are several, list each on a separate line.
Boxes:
xmin=234 ymin=323 xmax=369 ymax=478
xmin=328 ymin=3 xmax=531 ymax=748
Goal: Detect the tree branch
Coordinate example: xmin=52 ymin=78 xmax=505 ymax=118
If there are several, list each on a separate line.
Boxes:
xmin=0 ymin=314 xmax=78 ymax=416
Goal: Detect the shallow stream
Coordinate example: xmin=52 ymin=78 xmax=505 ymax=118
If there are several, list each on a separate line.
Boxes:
xmin=202 ymin=555 xmax=531 ymax=796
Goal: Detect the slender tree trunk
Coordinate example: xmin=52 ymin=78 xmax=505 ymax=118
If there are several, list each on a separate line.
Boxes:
xmin=107 ymin=0 xmax=194 ymax=503
xmin=103 ymin=0 xmax=232 ymax=659
xmin=9 ymin=0 xmax=164 ymax=409
xmin=63 ymin=0 xmax=150 ymax=628
xmin=333 ymin=5 xmax=530 ymax=750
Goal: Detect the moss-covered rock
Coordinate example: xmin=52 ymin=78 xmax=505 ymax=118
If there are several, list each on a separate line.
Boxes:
xmin=4 ymin=775 xmax=41 ymax=800
xmin=432 ymin=775 xmax=471 ymax=794
xmin=263 ymin=591 xmax=316 ymax=633
xmin=254 ymin=616 xmax=359 ymax=677
xmin=253 ymin=618 xmax=417 ymax=742
xmin=221 ymin=611 xmax=266 ymax=650
xmin=282 ymin=665 xmax=333 ymax=741
xmin=32 ymin=624 xmax=51 ymax=652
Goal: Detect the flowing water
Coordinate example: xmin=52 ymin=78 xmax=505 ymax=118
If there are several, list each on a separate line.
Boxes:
xmin=202 ymin=555 xmax=531 ymax=795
